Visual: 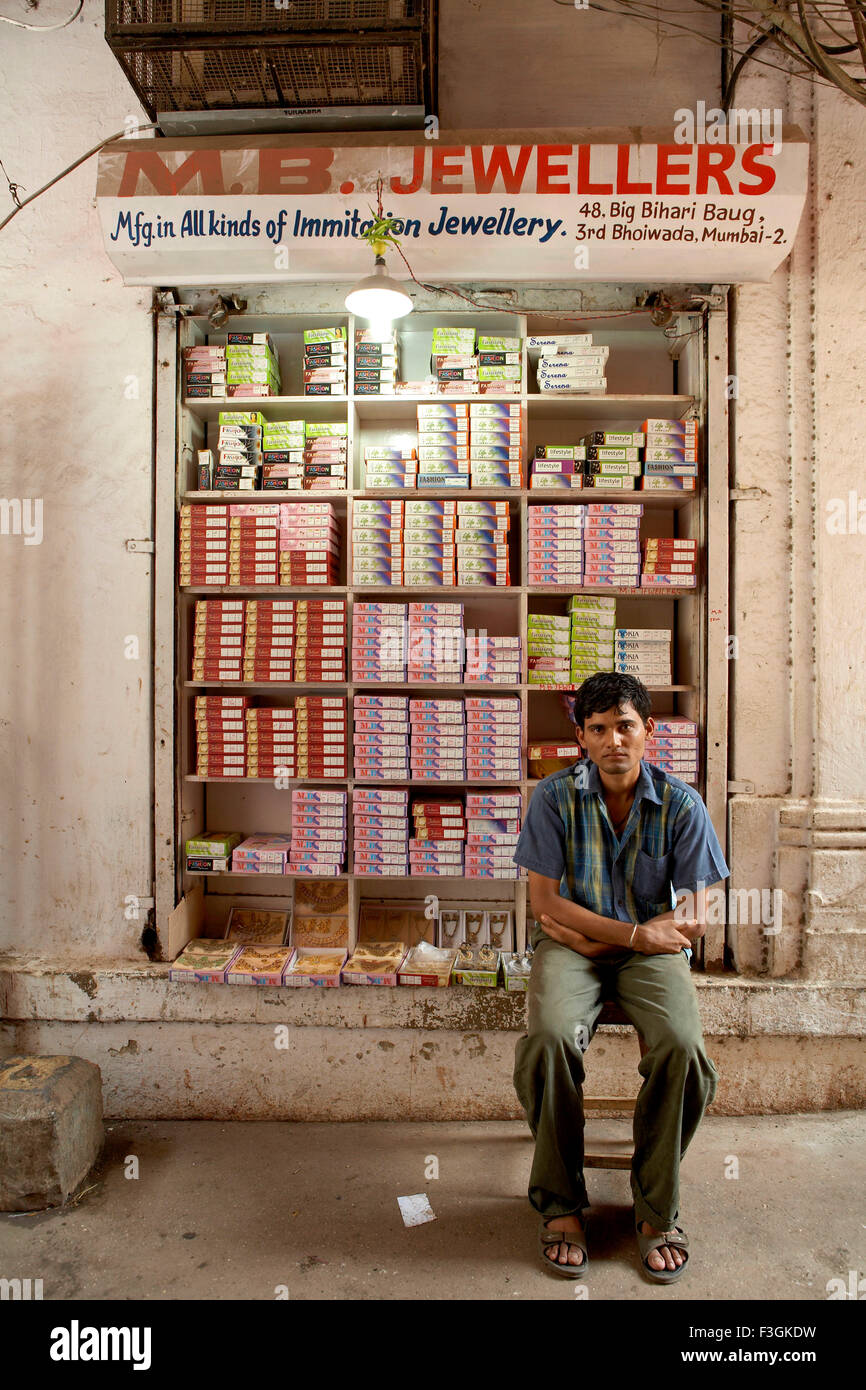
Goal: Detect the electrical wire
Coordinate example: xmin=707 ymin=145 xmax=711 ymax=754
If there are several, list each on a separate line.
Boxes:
xmin=0 ymin=0 xmax=83 ymax=29
xmin=0 ymin=125 xmax=158 ymax=233
xmin=552 ymin=0 xmax=865 ymax=92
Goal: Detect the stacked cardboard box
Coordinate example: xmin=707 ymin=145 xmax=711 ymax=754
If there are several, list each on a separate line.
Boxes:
xmin=416 ymin=402 xmax=470 ymax=488
xmin=639 ymin=418 xmax=698 ymax=490
xmin=353 ymin=694 xmax=410 ymax=780
xmin=226 ymin=334 xmax=281 ymax=398
xmin=246 ymin=704 xmax=295 ymax=778
xmin=644 ymin=716 xmax=699 ymax=783
xmin=529 ymin=334 xmax=609 ymax=395
xmin=242 ymin=599 xmax=293 ymax=682
xmin=293 ymin=598 xmax=346 ymax=681
xmin=430 ymin=325 xmax=477 ymax=391
xmin=352 ymin=499 xmax=404 ymax=586
xmin=185 ymin=830 xmax=242 ymax=873
xmin=466 ymin=696 xmax=521 ymax=780
xmin=403 ymin=499 xmax=457 ymax=585
xmin=352 ymin=601 xmax=407 ymax=681
xmin=615 ymin=627 xmax=672 ymax=684
xmin=261 ymin=418 xmax=304 ymax=490
xmin=353 ymin=787 xmax=409 ymax=876
xmin=192 ymin=599 xmax=244 ymax=681
xmin=530 ymin=445 xmax=585 ymax=490
xmin=416 ymin=402 xmax=523 ymax=489
xmin=527 ymin=612 xmax=572 ymax=686
xmin=410 ymin=698 xmax=465 ymax=781
xmin=290 ymin=788 xmax=347 ymax=873
xmin=206 ymin=412 xmax=265 ymax=490
xmin=230 ymin=833 xmax=293 ymax=875
xmin=469 ymin=401 xmax=523 ymax=487
xmin=229 ymin=503 xmax=280 ymax=585
xmin=641 ymin=536 xmax=698 ymax=588
xmin=569 ymin=596 xmax=617 ymax=684
xmin=410 ymin=798 xmax=465 ymax=876
xmin=408 ymin=601 xmax=465 ymax=683
xmin=303 ymin=327 xmax=346 ymax=396
xmin=583 ymin=502 xmax=643 ymax=587
xmin=304 ymin=422 xmax=348 ymax=491
xmin=456 ymin=499 xmax=511 ymax=585
xmin=195 ymin=695 xmax=249 ymax=777
xmin=295 ymin=695 xmax=347 ymax=777
xmin=354 ymin=327 xmax=399 ymax=395
xmin=527 ymin=504 xmax=584 ymax=586
xmin=465 ymin=790 xmax=522 ymax=879
xmin=464 ymin=630 xmax=521 ymax=683
xmin=183 ymin=342 xmax=226 ymax=399
xmin=179 ymin=504 xmax=230 ymax=585
xmin=476 ymin=335 xmax=523 ymax=394
xmin=581 ymin=431 xmax=643 ymax=491
xmin=363 ymin=445 xmax=418 ymax=489
xmin=278 ymin=502 xmax=339 ymax=586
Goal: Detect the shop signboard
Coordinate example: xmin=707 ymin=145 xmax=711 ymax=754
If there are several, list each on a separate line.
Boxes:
xmin=96 ymin=131 xmax=809 ymax=285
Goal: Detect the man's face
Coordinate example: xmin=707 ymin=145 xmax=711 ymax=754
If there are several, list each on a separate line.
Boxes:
xmin=575 ymin=701 xmax=654 ymax=776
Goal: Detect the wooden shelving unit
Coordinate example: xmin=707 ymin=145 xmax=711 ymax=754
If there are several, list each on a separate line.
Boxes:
xmin=160 ymin=305 xmax=721 ymax=959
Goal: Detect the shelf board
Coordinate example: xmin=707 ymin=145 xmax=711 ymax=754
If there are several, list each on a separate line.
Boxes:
xmin=181 ymin=585 xmax=349 ymax=595
xmin=352 ymin=586 xmax=517 ymax=597
xmin=180 ymin=487 xmax=696 ymax=510
xmin=525 ymin=394 xmax=694 ymax=420
xmin=183 ymin=395 xmax=348 ymax=420
xmin=184 ymin=681 xmax=346 ymax=691
xmin=182 ymin=491 xmax=348 ymax=502
xmin=356 ymin=487 xmax=519 ymax=501
xmin=528 ymin=488 xmax=695 ymax=509
xmin=353 ymin=394 xmax=514 ymax=420
xmin=184 ymin=681 xmax=521 ymax=692
xmin=526 ymin=586 xmax=693 ymax=597
xmin=186 ymin=870 xmax=348 ymax=880
xmin=185 ymin=776 xmax=349 ymax=784
xmin=527 ymin=684 xmax=693 ymax=693
xmin=354 ymin=682 xmax=519 ymax=693
xmin=184 ymin=393 xmax=695 ymax=423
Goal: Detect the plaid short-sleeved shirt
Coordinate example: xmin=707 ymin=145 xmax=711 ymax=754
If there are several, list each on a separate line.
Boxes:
xmin=514 ymin=758 xmax=729 ymax=927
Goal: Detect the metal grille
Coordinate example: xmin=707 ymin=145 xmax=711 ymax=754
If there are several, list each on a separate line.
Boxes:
xmin=109 ymin=1 xmax=422 ymax=30
xmin=106 ymin=0 xmax=434 ymax=116
xmin=118 ymin=40 xmax=421 ymax=108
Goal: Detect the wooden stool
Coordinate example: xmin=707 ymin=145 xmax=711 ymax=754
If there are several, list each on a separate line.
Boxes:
xmin=583 ymin=1000 xmax=647 ymax=1170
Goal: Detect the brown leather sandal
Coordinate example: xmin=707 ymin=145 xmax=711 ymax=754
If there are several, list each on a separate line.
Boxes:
xmin=538 ymin=1213 xmax=590 ymax=1279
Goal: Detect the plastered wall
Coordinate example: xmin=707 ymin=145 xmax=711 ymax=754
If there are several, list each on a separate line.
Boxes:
xmin=1 ymin=3 xmax=863 ymax=983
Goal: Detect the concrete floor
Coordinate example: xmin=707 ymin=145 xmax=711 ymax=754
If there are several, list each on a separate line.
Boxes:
xmin=1 ymin=1112 xmax=864 ymax=1301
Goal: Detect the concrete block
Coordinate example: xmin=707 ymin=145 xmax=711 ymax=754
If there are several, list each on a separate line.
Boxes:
xmin=0 ymin=1055 xmax=103 ymax=1211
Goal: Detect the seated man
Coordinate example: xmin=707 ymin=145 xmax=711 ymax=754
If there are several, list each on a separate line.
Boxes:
xmin=512 ymin=672 xmax=728 ymax=1282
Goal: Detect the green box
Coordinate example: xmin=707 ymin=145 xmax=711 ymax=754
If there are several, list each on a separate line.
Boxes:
xmin=477 ymin=336 xmax=521 ymax=352
xmin=185 ymin=831 xmax=242 ymax=858
xmin=218 ymin=412 xmax=266 ymax=427
xmin=303 ymin=327 xmax=347 ymax=345
xmin=305 ymin=422 xmax=348 ymax=438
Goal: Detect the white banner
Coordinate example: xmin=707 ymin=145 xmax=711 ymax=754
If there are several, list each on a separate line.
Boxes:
xmin=96 ymin=134 xmax=809 ymax=285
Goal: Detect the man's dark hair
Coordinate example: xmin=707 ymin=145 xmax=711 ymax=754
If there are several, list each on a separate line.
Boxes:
xmin=570 ymin=672 xmax=652 ymax=729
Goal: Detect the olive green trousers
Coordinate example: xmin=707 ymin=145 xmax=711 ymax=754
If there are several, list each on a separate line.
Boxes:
xmin=513 ymin=930 xmax=718 ymax=1229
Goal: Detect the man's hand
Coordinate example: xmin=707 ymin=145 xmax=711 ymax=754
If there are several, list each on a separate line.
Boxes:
xmin=634 ymin=916 xmax=693 ymax=955
xmin=539 ymin=913 xmax=624 ymax=959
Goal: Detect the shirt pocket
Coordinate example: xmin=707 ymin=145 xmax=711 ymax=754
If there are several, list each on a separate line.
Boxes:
xmin=632 ymin=849 xmax=674 ymax=914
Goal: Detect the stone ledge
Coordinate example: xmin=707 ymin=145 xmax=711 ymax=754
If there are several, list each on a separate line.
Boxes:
xmin=2 ymin=954 xmax=866 ymax=1037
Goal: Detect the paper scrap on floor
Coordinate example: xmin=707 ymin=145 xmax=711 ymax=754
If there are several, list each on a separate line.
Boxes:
xmin=397 ymin=1193 xmax=437 ymax=1228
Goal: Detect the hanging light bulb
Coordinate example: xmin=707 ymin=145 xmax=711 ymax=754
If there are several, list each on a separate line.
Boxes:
xmin=345 ymin=255 xmax=412 ymax=340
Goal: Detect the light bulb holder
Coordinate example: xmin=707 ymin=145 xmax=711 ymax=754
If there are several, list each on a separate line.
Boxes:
xmin=345 ymin=255 xmax=413 ymax=324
